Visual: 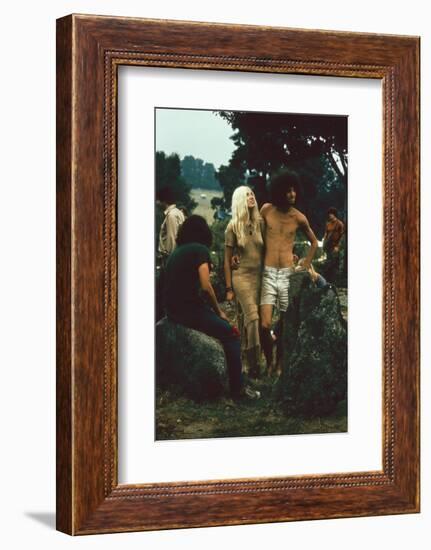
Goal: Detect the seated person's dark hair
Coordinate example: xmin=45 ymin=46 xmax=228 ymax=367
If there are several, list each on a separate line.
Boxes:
xmin=270 ymin=169 xmax=300 ymax=210
xmin=176 ymin=215 xmax=213 ymax=248
xmin=327 ymin=206 xmax=338 ymax=217
xmin=156 ymin=185 xmax=175 ymax=205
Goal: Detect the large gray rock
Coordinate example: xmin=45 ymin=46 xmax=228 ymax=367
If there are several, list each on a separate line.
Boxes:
xmin=277 ymin=271 xmax=347 ymax=416
xmin=156 ymin=317 xmax=228 ymax=401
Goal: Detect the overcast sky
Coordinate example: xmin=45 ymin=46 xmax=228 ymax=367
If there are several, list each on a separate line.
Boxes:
xmin=155 ymin=108 xmax=236 ymax=170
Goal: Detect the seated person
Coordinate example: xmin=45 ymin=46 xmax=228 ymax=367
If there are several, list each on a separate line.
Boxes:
xmin=164 ymin=214 xmax=259 ymax=400
xmin=296 ymin=258 xmax=328 ymax=288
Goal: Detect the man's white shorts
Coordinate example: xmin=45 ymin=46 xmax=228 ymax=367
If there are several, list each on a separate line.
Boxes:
xmin=260 ymin=266 xmax=295 ymax=312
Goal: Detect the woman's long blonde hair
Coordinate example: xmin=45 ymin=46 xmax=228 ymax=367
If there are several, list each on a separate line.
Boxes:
xmin=230 ymin=186 xmax=260 ymax=247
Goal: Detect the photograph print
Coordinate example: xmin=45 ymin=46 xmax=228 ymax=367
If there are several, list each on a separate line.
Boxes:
xmin=155 ymin=107 xmax=348 ymax=441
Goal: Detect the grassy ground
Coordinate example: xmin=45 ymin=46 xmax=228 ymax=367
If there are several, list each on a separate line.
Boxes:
xmin=156 ymin=377 xmax=347 ymax=440
xmin=190 ymin=188 xmax=223 ymax=224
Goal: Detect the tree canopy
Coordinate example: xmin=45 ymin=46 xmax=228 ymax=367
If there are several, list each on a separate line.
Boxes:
xmin=215 ymin=110 xmax=348 ymax=233
xmin=155 ymin=151 xmax=197 ymax=213
xmin=217 ymin=110 xmax=347 ymax=187
xmin=181 ymin=155 xmax=220 ymax=190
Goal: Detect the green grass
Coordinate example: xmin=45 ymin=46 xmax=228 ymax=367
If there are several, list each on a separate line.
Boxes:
xmin=190 ymin=188 xmax=223 ymax=224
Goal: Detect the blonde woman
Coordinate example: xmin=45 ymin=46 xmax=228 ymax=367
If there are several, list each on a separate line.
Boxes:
xmin=224 ymin=186 xmax=264 ymax=378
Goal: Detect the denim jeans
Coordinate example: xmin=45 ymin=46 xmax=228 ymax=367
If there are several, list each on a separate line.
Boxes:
xmin=168 ymin=305 xmax=243 ymax=397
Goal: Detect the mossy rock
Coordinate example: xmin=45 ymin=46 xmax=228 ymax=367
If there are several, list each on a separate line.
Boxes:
xmin=277 ymin=272 xmax=347 ymax=417
xmin=156 ymin=317 xmax=228 ymax=401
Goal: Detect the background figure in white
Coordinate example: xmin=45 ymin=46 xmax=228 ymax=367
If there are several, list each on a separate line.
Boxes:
xmin=157 ymin=185 xmax=185 ymax=257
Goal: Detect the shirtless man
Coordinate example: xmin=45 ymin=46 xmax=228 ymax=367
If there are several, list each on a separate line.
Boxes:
xmin=323 ymin=207 xmax=344 ymax=257
xmin=260 ymin=170 xmax=318 ymax=373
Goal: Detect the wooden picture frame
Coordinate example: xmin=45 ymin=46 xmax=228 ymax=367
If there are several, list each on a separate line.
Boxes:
xmin=56 ymin=14 xmax=420 ymax=535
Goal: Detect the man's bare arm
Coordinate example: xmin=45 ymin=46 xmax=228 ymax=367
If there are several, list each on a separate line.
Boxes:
xmin=298 ymin=214 xmax=318 ymax=269
xmin=260 ymin=203 xmax=271 ymax=219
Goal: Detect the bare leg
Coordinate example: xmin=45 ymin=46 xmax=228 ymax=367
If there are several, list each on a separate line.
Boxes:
xmin=246 ymin=347 xmax=260 ymax=379
xmin=260 ymin=304 xmax=274 ymax=374
xmin=275 ymin=316 xmax=284 ymax=377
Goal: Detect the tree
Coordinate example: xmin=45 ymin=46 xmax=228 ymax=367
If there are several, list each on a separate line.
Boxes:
xmin=181 ymin=155 xmax=220 ymax=190
xmin=202 ymin=162 xmax=219 ymax=189
xmin=289 ymin=154 xmax=345 ymax=236
xmin=155 ymin=151 xmax=196 ymax=213
xmin=214 ymin=164 xmax=245 ymax=209
xmin=215 ymin=111 xmax=348 ymax=229
xmin=181 ymin=155 xmax=199 ymax=187
xmin=217 ymin=111 xmax=347 ymax=189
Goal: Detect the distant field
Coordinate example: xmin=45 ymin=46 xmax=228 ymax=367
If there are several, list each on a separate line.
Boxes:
xmin=190 ymin=188 xmax=223 ymax=224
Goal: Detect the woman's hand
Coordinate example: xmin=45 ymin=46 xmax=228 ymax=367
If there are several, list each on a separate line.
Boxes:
xmin=226 ymin=290 xmax=235 ymax=302
xmin=231 ymin=255 xmax=240 ymax=270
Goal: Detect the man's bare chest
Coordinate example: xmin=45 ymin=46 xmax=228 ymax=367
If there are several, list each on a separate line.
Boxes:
xmin=265 ymin=212 xmax=298 ymax=239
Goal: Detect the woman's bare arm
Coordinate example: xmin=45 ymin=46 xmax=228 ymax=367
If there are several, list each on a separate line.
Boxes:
xmin=224 ymin=246 xmax=234 ymax=289
xmin=224 ymin=246 xmax=238 ymax=301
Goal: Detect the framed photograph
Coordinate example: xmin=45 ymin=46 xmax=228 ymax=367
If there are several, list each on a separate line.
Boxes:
xmin=152 ymin=106 xmax=348 ymax=442
xmin=56 ymin=14 xmax=420 ymax=535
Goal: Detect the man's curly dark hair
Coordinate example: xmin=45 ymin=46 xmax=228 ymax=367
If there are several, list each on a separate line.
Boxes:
xmin=176 ymin=215 xmax=213 ymax=248
xmin=270 ymin=169 xmax=301 ymax=210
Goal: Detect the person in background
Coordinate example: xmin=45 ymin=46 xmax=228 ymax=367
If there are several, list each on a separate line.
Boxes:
xmin=156 ymin=186 xmax=186 ymax=322
xmin=323 ymin=207 xmax=344 ymax=256
xmin=224 ymin=186 xmax=264 ymax=378
xmin=322 ymin=207 xmax=345 ymax=283
xmin=157 ymin=186 xmax=185 ymax=258
xmin=296 ymin=258 xmax=328 ymax=288
xmin=165 ymin=215 xmax=260 ymax=400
